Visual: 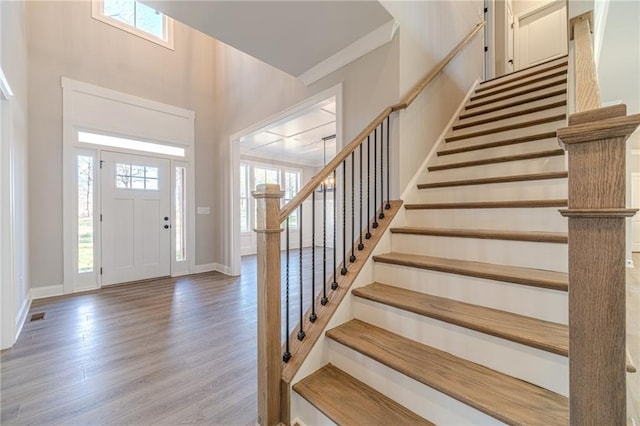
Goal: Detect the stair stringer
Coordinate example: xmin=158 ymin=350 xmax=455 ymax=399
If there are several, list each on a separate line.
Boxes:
xmin=289 ymin=82 xmax=480 ymax=424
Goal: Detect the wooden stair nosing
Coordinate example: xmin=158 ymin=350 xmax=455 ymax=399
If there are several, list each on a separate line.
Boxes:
xmin=428 ymin=149 xmax=564 ymax=172
xmin=326 ymin=319 xmax=569 ymax=425
xmin=372 ymin=252 xmax=568 ymax=291
xmin=293 ymin=364 xmax=434 ymax=426
xmin=453 ymin=101 xmax=567 ymax=131
xmin=417 ymin=171 xmax=568 ymax=189
xmin=390 ymin=226 xmax=568 ymax=244
xmin=445 ymin=114 xmax=566 ymax=143
xmin=437 ymin=132 xmax=558 ymax=157
xmin=353 ymin=283 xmax=568 ymax=356
xmin=466 ymin=79 xmax=567 ymax=110
xmin=460 ymin=89 xmax=567 ymax=120
xmin=471 ymin=69 xmax=568 ymax=100
xmin=479 ymin=57 xmax=568 ymax=88
xmin=405 ymin=199 xmax=568 ymax=210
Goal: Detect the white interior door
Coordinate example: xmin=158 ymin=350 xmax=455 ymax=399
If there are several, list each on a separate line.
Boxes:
xmin=515 ymin=1 xmax=567 ymax=70
xmin=632 ymin=173 xmax=640 ymax=252
xmin=101 ymin=151 xmax=171 ymax=285
xmin=506 ymin=1 xmax=515 ymax=73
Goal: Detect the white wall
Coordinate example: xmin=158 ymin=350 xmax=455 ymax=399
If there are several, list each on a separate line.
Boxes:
xmin=380 ymin=0 xmax=485 ymax=193
xmin=1 ymin=0 xmax=30 ymax=348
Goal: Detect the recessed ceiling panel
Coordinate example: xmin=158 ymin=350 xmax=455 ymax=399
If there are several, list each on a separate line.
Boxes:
xmin=268 ymin=109 xmax=335 ymax=138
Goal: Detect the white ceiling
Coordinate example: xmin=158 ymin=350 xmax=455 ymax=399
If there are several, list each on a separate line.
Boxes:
xmin=240 ymin=98 xmax=336 ymax=167
xmin=144 ymin=0 xmax=393 ymax=78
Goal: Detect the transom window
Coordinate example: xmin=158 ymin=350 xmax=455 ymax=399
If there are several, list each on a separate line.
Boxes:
xmin=115 ymin=163 xmax=159 ymax=190
xmin=92 ymin=0 xmax=174 ymax=49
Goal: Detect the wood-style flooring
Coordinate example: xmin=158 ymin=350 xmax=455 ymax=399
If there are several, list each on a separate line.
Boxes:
xmin=1 ymin=250 xmax=332 ymax=425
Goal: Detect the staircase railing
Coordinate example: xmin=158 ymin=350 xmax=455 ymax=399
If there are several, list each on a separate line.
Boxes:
xmin=559 ymin=11 xmax=640 ymax=425
xmin=252 ymin=21 xmax=485 ymax=426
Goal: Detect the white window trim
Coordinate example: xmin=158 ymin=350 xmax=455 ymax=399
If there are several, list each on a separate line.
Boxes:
xmin=91 ymin=0 xmax=175 ymax=50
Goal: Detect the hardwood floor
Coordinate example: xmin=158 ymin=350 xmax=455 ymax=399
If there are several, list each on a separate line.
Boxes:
xmin=1 ymin=250 xmax=332 ymax=425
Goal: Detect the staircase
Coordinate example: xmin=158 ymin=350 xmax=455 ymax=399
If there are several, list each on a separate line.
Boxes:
xmin=293 ymin=57 xmax=575 ymax=424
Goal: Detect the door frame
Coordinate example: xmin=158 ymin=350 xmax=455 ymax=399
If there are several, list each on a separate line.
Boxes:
xmin=62 ymin=78 xmax=195 ymax=295
xmin=228 ymin=84 xmax=343 ymax=276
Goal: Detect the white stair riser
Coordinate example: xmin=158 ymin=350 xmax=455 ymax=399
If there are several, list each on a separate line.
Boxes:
xmin=410 ymin=179 xmax=568 ymax=203
xmin=468 ymin=76 xmax=567 ymax=106
xmin=456 ymin=94 xmax=567 ymax=126
xmin=479 ymin=58 xmax=567 ymax=91
xmin=327 ymin=340 xmax=505 ymax=425
xmin=353 ymin=298 xmax=569 ymax=396
xmin=450 ymin=107 xmax=567 ymax=138
xmin=423 ymin=155 xmax=565 ymax=182
xmin=435 ymin=138 xmax=561 ymax=164
xmin=291 ymin=394 xmax=337 ymax=426
xmin=475 ymin=67 xmax=568 ymax=98
xmin=464 ymin=84 xmax=567 ymax=115
xmin=374 ymin=262 xmax=568 ymax=324
xmin=390 ymin=234 xmax=568 ymax=272
xmin=445 ymin=120 xmax=565 ymax=147
xmin=404 ymin=207 xmax=568 ymax=233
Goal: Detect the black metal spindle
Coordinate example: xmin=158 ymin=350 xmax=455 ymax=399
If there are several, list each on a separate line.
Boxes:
xmin=331 ymin=169 xmax=338 ymax=290
xmin=358 ymin=144 xmax=364 ymax=250
xmin=341 ymin=160 xmax=348 ymax=275
xmin=310 ymin=192 xmax=317 ymax=322
xmin=386 ymin=115 xmax=391 ymax=210
xmin=283 ymin=217 xmax=291 ymax=363
xmin=321 ymin=179 xmax=328 ymax=305
xmin=379 ymin=119 xmax=385 ymax=220
xmin=350 ymin=152 xmax=356 ymax=262
xmin=373 ymin=127 xmax=379 ymax=229
xmin=366 ymin=136 xmax=371 ymax=239
xmin=298 ymin=205 xmax=305 ymax=341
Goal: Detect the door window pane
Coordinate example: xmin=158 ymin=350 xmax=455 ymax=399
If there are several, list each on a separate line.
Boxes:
xmin=175 ymin=167 xmax=186 ymax=262
xmin=78 ymin=156 xmax=94 ymax=273
xmin=115 ymin=163 xmax=159 ymax=190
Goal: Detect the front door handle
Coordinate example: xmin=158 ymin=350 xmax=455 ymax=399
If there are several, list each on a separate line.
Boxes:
xmin=164 ymin=224 xmax=170 ymax=229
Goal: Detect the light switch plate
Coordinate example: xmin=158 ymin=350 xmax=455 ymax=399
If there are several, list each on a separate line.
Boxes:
xmin=197 ymin=207 xmax=210 ymax=215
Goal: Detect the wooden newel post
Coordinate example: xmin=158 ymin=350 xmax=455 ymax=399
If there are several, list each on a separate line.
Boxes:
xmin=253 ymin=183 xmax=285 ymax=426
xmin=557 ymin=107 xmax=640 ymax=425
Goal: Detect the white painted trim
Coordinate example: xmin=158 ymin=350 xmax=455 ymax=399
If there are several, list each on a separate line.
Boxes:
xmin=14 ymin=290 xmax=31 ymax=342
xmin=214 ymin=263 xmax=232 ymax=276
xmin=627 ymin=258 xmax=634 ymax=268
xmin=400 ymin=80 xmax=479 ymax=200
xmin=0 ymin=67 xmax=13 ymax=100
xmin=516 ymin=0 xmax=561 ymax=20
xmin=192 ymin=262 xmax=231 ymax=275
xmin=229 ymin=84 xmax=343 ymax=276
xmin=31 ymin=285 xmax=65 ymax=300
xmin=298 ymin=20 xmax=398 ymax=86
xmin=291 ymin=418 xmax=308 ymax=426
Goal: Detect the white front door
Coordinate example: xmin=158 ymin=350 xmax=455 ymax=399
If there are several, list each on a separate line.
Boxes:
xmin=101 ymin=151 xmax=171 ymax=285
xmin=632 ymin=173 xmax=640 ymax=252
xmin=515 ymin=1 xmax=567 ymax=70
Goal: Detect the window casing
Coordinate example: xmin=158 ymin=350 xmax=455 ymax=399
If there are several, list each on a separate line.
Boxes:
xmin=92 ymin=0 xmax=174 ymax=50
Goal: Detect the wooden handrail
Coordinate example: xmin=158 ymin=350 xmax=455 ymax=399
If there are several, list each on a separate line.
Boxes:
xmin=570 ymin=11 xmax=601 ymax=112
xmin=279 ymin=20 xmax=486 ymax=223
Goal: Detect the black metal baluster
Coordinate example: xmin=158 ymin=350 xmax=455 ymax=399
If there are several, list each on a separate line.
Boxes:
xmin=379 ymin=119 xmax=385 ymax=220
xmin=350 ymin=152 xmax=356 ymax=263
xmin=331 ymin=169 xmax=338 ymax=290
xmin=341 ymin=160 xmax=348 ymax=275
xmin=366 ymin=136 xmax=371 ymax=239
xmin=321 ymin=179 xmax=328 ymax=305
xmin=358 ymin=144 xmax=364 ymax=251
xmin=386 ymin=115 xmax=391 ymax=210
xmin=283 ymin=217 xmax=291 ymax=363
xmin=310 ymin=191 xmax=317 ymax=322
xmin=298 ymin=205 xmax=305 ymax=341
xmin=373 ymin=127 xmax=379 ymax=229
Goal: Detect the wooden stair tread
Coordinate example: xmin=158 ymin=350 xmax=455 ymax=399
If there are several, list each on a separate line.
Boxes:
xmin=428 ymin=149 xmax=564 ymax=171
xmin=353 ymin=283 xmax=568 ymax=356
xmin=405 ymin=199 xmax=568 ymax=209
xmin=326 ymin=319 xmax=569 ymax=425
xmin=479 ymin=57 xmax=568 ymax=89
xmin=460 ymin=88 xmax=567 ymax=120
xmin=417 ymin=171 xmax=568 ymax=189
xmin=453 ymin=100 xmax=566 ymax=131
xmin=293 ymin=364 xmax=434 ymax=426
xmin=390 ymin=226 xmax=568 ymax=243
xmin=445 ymin=114 xmax=566 ymax=143
xmin=437 ymin=132 xmax=557 ymax=156
xmin=472 ymin=69 xmax=568 ymax=100
xmin=372 ymin=252 xmax=568 ymax=291
xmin=467 ymin=78 xmax=567 ymax=110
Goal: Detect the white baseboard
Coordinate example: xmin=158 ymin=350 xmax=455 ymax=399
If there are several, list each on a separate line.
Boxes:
xmin=400 ymin=78 xmax=480 ymax=201
xmin=214 ymin=263 xmax=233 ymax=276
xmin=291 ymin=418 xmax=308 ymax=426
xmin=627 ymin=258 xmax=634 ymax=268
xmin=192 ymin=262 xmax=233 ymax=276
xmin=31 ymin=284 xmax=65 ymax=300
xmin=14 ymin=290 xmax=32 ymax=341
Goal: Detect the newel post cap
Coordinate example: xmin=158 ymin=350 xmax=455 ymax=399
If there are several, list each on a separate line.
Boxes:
xmin=251 ymin=183 xmax=285 ymax=199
